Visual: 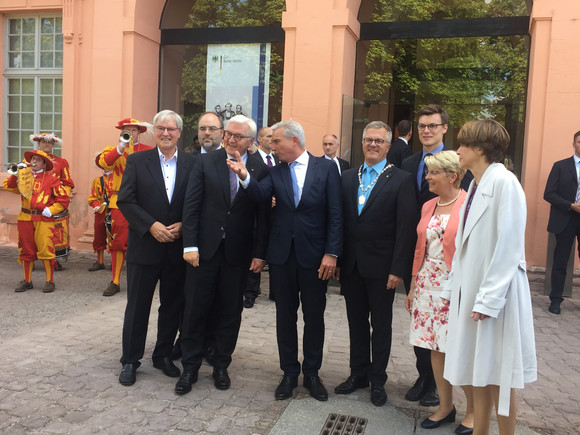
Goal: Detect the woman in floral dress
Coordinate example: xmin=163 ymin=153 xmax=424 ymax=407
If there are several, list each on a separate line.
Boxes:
xmin=405 ymin=151 xmax=474 ymax=434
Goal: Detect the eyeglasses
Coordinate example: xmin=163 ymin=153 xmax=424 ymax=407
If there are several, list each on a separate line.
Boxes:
xmin=362 ymin=138 xmax=387 ymax=145
xmin=224 ymin=130 xmax=251 ymax=142
xmin=155 ymin=126 xmax=180 ymax=134
xmin=199 ymin=126 xmax=222 ymax=132
xmin=418 ymin=123 xmax=445 ymax=132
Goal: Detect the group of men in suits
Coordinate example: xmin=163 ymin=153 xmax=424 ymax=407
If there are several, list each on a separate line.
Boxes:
xmin=115 ymin=104 xmax=477 ymax=408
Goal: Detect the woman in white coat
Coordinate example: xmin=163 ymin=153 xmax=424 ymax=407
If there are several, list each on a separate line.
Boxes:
xmin=441 ymin=120 xmax=537 ymax=435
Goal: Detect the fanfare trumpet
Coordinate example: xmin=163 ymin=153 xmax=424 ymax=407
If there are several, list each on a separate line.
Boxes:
xmin=7 ymin=162 xmax=29 ymax=176
xmin=120 ymin=130 xmax=133 ymax=143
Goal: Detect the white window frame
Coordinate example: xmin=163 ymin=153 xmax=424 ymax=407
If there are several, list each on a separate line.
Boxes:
xmin=3 ymin=14 xmax=63 ymax=165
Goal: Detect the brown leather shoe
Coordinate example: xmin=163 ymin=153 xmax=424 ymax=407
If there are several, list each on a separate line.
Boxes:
xmin=103 ymin=282 xmax=120 ymax=296
xmin=43 ymin=281 xmax=56 ymax=293
xmin=88 ymin=261 xmax=105 ymax=272
xmin=15 ymin=280 xmax=33 ymax=292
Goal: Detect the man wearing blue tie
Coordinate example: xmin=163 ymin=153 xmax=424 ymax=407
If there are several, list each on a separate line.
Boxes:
xmin=227 ymin=120 xmax=342 ymax=402
xmin=334 ymin=121 xmax=416 ymax=406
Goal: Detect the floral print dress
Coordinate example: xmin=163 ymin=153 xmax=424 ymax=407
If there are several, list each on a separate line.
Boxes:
xmin=409 ymin=214 xmax=450 ymax=352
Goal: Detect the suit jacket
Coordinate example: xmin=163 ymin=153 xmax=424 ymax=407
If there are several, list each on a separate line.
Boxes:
xmin=544 ymin=156 xmax=578 ymax=234
xmin=117 ymin=147 xmax=195 ymax=266
xmin=340 ymin=164 xmax=417 ymax=280
xmin=411 ymin=190 xmax=467 ymax=275
xmin=387 ymin=137 xmax=413 ymax=168
xmin=182 ymin=148 xmax=270 ymax=266
xmin=338 ymin=157 xmax=350 ymax=173
xmin=245 ymin=152 xmax=342 ymax=268
xmin=401 ymin=147 xmax=473 ymax=208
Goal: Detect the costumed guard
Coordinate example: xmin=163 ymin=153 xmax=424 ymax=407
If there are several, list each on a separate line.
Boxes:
xmin=2 ymin=150 xmax=70 ymax=293
xmin=30 ymin=133 xmax=75 ymax=270
xmin=88 ymin=156 xmax=114 ymax=271
xmin=96 ymin=118 xmax=153 ymax=296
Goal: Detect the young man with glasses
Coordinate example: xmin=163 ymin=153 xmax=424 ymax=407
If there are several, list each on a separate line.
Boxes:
xmin=401 ymin=104 xmax=472 ymax=407
xmin=176 ymin=114 xmax=270 ymax=395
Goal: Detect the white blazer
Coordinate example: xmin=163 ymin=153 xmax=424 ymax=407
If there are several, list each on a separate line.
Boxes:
xmin=442 ymin=163 xmax=537 ymax=416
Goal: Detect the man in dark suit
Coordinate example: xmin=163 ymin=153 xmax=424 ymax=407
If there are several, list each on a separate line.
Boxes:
xmin=544 ymin=130 xmax=580 ymax=315
xmin=228 ymin=120 xmax=342 ymax=402
xmin=116 ymin=110 xmax=195 ymax=386
xmin=334 ymin=121 xmax=416 ymax=406
xmin=197 ymin=111 xmax=224 ymax=153
xmin=175 ymin=115 xmax=270 ymax=395
xmin=386 ymin=119 xmax=413 ymax=168
xmin=401 ymin=104 xmax=473 ymax=407
xmin=322 ymin=134 xmax=350 ymax=174
xmin=244 ymin=126 xmax=279 ymax=308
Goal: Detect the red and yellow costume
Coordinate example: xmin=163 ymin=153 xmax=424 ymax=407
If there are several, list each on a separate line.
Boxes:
xmin=3 ymin=153 xmax=70 ymax=286
xmin=97 ymin=118 xmax=152 ymax=289
xmin=88 ymin=172 xmax=113 ymax=260
xmin=48 ymin=153 xmax=75 ymax=194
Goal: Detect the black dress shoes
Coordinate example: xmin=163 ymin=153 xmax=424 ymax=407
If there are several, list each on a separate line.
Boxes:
xmin=405 ymin=375 xmax=429 ymax=401
xmin=548 ymin=302 xmax=561 ymax=314
xmin=420 ymin=387 xmax=440 ymax=406
xmin=175 ymin=370 xmax=198 ymax=395
xmin=243 ymin=297 xmax=255 ymax=308
xmin=455 ymin=423 xmax=474 ymax=434
xmin=119 ymin=363 xmax=137 ymax=386
xmin=370 ymin=384 xmax=387 ymax=406
xmin=304 ymin=375 xmax=328 ymax=401
xmin=421 ymin=406 xmax=456 ymax=429
xmin=275 ymin=375 xmax=298 ymax=400
xmin=213 ymin=367 xmax=231 ymax=390
xmin=153 ymin=357 xmax=181 ymax=377
xmin=334 ymin=375 xmax=369 ymax=394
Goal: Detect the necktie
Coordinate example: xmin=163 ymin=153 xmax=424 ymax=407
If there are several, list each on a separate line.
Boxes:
xmin=229 ymin=167 xmax=238 ymax=203
xmin=421 ymin=153 xmax=432 ymax=191
xmin=266 ymin=155 xmax=273 ymax=167
xmin=290 ymin=161 xmax=300 ymax=207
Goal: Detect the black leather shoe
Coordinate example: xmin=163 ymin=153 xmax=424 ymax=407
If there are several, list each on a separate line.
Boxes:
xmin=334 ymin=375 xmax=369 ymax=394
xmin=153 ymin=357 xmax=181 ymax=377
xmin=455 ymin=423 xmax=474 ymax=434
xmin=119 ymin=364 xmax=137 ymax=386
xmin=420 ymin=387 xmax=440 ymax=406
xmin=213 ymin=367 xmax=231 ymax=390
xmin=175 ymin=370 xmax=198 ymax=395
xmin=370 ymin=384 xmax=387 ymax=406
xmin=548 ymin=302 xmax=561 ymax=315
xmin=243 ymin=297 xmax=255 ymax=308
xmin=421 ymin=406 xmax=456 ymax=429
xmin=275 ymin=375 xmax=298 ymax=400
xmin=405 ymin=376 xmax=428 ymax=401
xmin=304 ymin=375 xmax=328 ymax=401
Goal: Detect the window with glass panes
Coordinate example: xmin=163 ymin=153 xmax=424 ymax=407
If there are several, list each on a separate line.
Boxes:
xmin=4 ymin=15 xmax=63 ymax=164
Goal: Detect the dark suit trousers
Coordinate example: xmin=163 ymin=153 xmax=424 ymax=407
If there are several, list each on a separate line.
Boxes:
xmin=270 ymin=244 xmax=327 ymax=377
xmin=551 ymin=214 xmax=580 ymax=301
xmin=342 ymin=267 xmax=395 ymax=386
xmin=181 ymin=242 xmax=247 ymax=371
xmin=245 ymin=270 xmax=261 ymax=299
xmin=120 ymin=260 xmax=185 ymax=366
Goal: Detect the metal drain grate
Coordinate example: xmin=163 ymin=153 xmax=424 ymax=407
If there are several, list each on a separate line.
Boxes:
xmin=320 ymin=413 xmax=367 ymax=434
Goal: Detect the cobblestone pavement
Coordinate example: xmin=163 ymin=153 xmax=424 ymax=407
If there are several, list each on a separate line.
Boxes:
xmin=0 ymin=245 xmax=578 ymax=434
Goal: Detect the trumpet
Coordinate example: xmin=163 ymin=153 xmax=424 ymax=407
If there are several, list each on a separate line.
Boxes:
xmin=7 ymin=162 xmax=29 ymax=176
xmin=120 ymin=130 xmax=133 ymax=143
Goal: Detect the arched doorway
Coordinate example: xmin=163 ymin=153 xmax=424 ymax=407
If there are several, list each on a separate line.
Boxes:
xmin=158 ymin=0 xmax=285 ymax=149
xmin=351 ymin=0 xmax=531 ymax=174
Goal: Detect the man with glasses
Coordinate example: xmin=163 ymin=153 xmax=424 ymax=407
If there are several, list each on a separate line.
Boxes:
xmin=197 ymin=112 xmax=224 ymax=153
xmin=401 ymin=104 xmax=472 ymax=406
xmin=334 ymin=121 xmax=416 ymax=406
xmin=116 ymin=110 xmax=195 ymax=386
xmin=176 ymin=115 xmax=270 ymax=395
xmin=97 ymin=118 xmax=153 ymax=297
